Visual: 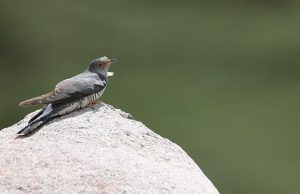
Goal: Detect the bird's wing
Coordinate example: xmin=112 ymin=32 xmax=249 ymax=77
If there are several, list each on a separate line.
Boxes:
xmin=19 ymin=73 xmax=106 ymax=107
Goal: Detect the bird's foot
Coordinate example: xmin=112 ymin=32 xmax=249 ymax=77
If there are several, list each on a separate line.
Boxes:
xmin=88 ymin=100 xmax=101 ymax=107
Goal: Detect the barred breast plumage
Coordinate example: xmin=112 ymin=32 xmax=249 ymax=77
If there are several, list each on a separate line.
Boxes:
xmin=55 ymin=89 xmax=105 ymax=116
xmin=80 ymin=89 xmax=105 ymax=108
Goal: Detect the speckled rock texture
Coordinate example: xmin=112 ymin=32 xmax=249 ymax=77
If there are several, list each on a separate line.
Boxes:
xmin=0 ymin=103 xmax=219 ymax=194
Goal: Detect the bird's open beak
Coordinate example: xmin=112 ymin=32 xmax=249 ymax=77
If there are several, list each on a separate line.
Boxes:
xmin=107 ymin=58 xmax=117 ymax=65
xmin=109 ymin=59 xmax=117 ymax=63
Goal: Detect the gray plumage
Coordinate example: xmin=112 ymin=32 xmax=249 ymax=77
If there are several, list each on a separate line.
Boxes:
xmin=17 ymin=56 xmax=117 ymax=136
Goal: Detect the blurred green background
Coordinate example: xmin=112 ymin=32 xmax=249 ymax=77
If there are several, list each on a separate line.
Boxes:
xmin=1 ymin=0 xmax=300 ymax=193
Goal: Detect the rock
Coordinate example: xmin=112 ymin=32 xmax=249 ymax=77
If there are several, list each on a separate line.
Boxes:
xmin=0 ymin=103 xmax=219 ymax=194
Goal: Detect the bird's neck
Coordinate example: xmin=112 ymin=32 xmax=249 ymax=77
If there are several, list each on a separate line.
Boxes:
xmin=85 ymin=68 xmax=108 ymax=81
xmin=96 ymin=72 xmax=108 ymax=82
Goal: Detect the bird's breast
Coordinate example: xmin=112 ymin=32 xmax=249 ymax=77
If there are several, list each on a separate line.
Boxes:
xmin=80 ymin=89 xmax=105 ymax=108
xmin=55 ymin=89 xmax=105 ymax=117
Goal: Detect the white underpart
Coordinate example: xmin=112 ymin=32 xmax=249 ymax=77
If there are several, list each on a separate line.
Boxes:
xmin=107 ymin=72 xmax=114 ymax=77
xmin=55 ymin=89 xmax=106 ymax=116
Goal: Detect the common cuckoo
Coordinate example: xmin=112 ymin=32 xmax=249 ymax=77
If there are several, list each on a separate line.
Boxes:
xmin=18 ymin=56 xmax=117 ymax=135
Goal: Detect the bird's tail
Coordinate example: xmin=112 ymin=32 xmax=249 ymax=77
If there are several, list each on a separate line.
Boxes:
xmin=17 ymin=117 xmax=48 ymax=136
xmin=17 ymin=105 xmax=53 ymax=136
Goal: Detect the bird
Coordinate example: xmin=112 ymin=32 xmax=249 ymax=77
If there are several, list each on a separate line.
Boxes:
xmin=17 ymin=56 xmax=117 ymax=136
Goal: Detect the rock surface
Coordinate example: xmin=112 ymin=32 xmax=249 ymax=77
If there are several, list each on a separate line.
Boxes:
xmin=0 ymin=103 xmax=219 ymax=194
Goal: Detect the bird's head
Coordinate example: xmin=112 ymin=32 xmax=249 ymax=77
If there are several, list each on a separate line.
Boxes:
xmin=87 ymin=56 xmax=117 ymax=75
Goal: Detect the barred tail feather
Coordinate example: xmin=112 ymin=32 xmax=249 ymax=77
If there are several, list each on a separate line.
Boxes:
xmin=28 ymin=106 xmax=47 ymax=124
xmin=18 ymin=102 xmax=61 ymax=135
xmin=17 ymin=118 xmax=47 ymax=136
xmin=18 ymin=103 xmax=57 ymax=135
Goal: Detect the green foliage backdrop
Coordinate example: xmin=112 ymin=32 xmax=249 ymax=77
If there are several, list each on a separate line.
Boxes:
xmin=1 ymin=1 xmax=300 ymax=193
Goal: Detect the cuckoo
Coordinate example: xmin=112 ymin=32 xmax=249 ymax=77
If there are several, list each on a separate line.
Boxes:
xmin=18 ymin=56 xmax=117 ymax=135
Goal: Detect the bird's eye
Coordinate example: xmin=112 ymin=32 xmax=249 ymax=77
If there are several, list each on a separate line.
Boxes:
xmin=98 ymin=63 xmax=103 ymax=67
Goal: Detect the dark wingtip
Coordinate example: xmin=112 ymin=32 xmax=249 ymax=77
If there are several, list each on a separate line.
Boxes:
xmin=19 ymin=100 xmax=28 ymax=107
xmin=19 ymin=100 xmax=33 ymax=107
